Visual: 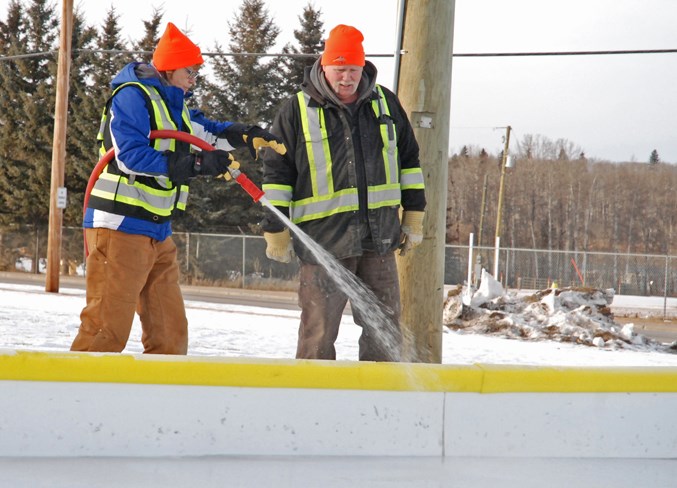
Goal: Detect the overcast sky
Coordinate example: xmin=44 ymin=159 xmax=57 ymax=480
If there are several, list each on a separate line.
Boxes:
xmin=7 ymin=0 xmax=677 ymax=162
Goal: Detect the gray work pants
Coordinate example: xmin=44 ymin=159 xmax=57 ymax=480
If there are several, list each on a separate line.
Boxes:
xmin=296 ymin=251 xmax=402 ymax=361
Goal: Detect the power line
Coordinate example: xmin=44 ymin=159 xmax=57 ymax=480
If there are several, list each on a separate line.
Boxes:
xmin=451 ymin=48 xmax=677 ymax=57
xmin=3 ymin=47 xmax=677 ymax=62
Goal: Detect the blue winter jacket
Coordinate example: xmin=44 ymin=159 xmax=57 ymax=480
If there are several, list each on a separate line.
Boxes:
xmin=84 ymin=62 xmax=234 ymax=241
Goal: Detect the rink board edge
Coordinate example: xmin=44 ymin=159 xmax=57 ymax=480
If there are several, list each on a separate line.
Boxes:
xmin=2 ymin=348 xmax=677 ymax=393
xmin=2 ymin=350 xmax=677 ymax=458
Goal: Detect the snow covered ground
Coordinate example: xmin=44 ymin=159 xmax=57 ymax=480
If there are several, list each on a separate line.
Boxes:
xmin=2 ymin=276 xmax=677 ymax=366
xmin=2 ymin=279 xmax=677 ymax=487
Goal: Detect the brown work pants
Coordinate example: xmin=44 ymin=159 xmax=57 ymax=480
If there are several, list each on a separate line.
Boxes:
xmin=70 ymin=228 xmax=188 ymax=354
xmin=297 ymin=251 xmax=401 ymax=361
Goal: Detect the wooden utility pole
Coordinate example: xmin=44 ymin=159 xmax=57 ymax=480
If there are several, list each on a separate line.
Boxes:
xmin=396 ymin=0 xmax=455 ymax=363
xmin=45 ymin=0 xmax=74 ymax=293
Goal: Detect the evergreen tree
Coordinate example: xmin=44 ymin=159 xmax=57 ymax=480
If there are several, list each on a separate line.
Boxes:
xmin=184 ymin=0 xmax=284 ymax=234
xmin=279 ymin=3 xmax=324 ymax=100
xmin=649 ymin=149 xmax=660 ymax=165
xmin=0 ymin=0 xmax=58 ymax=228
xmin=132 ymin=7 xmax=163 ymax=65
xmin=67 ymin=8 xmax=158 ymax=229
xmin=62 ymin=8 xmax=100 ymax=228
xmin=93 ymin=7 xmax=131 ymax=86
xmin=203 ymin=0 xmax=283 ymax=125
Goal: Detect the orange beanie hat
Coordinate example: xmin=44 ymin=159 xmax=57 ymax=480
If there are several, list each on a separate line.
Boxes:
xmin=152 ymin=22 xmax=204 ymax=71
xmin=321 ymin=24 xmax=365 ymax=67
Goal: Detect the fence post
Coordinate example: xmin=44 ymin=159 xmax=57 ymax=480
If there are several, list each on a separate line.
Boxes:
xmin=242 ymin=235 xmax=246 ymax=289
xmin=493 ymin=236 xmax=500 ymax=279
xmin=664 ymin=255 xmax=669 ymax=320
xmin=186 ymin=233 xmax=190 ymax=275
xmin=34 ymin=227 xmax=40 ymax=275
xmin=464 ymin=233 xmax=474 ymax=305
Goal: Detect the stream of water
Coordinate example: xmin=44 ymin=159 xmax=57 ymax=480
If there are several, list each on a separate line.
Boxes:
xmin=260 ymin=197 xmax=410 ymax=362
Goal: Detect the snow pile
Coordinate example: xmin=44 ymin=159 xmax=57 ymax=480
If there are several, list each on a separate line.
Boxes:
xmin=444 ymin=270 xmax=673 ymax=352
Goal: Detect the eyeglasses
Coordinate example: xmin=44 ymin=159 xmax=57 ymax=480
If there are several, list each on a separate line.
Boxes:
xmin=185 ymin=67 xmax=199 ymax=80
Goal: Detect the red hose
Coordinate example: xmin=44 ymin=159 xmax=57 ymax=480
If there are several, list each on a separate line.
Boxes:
xmin=83 ymin=130 xmax=260 ymax=255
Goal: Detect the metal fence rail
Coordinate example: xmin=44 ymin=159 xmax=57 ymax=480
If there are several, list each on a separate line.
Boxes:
xmin=445 ymin=245 xmax=676 ymax=297
xmin=2 ymin=226 xmax=675 ymax=297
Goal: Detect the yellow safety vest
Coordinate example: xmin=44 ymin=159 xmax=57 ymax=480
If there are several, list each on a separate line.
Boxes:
xmin=90 ymin=82 xmax=193 ymax=222
xmin=264 ymin=85 xmax=424 ymax=224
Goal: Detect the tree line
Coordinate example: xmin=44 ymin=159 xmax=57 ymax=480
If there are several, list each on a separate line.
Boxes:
xmin=447 ymin=140 xmax=677 ymax=255
xmin=1 ymin=0 xmax=674 ymax=261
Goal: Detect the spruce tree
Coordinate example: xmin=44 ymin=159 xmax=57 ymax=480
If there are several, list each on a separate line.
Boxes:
xmin=51 ymin=7 xmax=131 ymax=234
xmin=182 ymin=0 xmax=285 ymax=235
xmin=649 ymin=149 xmax=660 ymax=165
xmin=203 ymin=0 xmax=283 ymax=124
xmin=62 ymin=9 xmax=100 ymax=228
xmin=279 ymin=2 xmax=324 ymax=101
xmin=0 ymin=0 xmax=58 ymax=229
xmin=132 ymin=8 xmax=163 ymax=65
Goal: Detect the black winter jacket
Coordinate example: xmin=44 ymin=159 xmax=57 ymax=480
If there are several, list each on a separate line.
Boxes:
xmin=262 ymin=60 xmax=426 ymax=263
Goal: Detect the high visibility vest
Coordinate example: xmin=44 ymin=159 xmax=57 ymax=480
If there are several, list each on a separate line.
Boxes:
xmin=90 ymin=82 xmax=192 ymax=222
xmin=264 ymin=85 xmax=425 ymax=224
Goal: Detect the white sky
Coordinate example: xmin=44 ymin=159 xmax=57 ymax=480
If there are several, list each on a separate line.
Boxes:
xmin=3 ymin=0 xmax=676 ymax=161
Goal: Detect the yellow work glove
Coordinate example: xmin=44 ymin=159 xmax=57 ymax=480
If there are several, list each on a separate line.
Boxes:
xmin=220 ymin=123 xmax=288 ymax=159
xmin=243 ymin=130 xmax=287 ymax=158
xmin=398 ymin=210 xmax=425 ymax=256
xmin=264 ymin=228 xmax=295 ymax=263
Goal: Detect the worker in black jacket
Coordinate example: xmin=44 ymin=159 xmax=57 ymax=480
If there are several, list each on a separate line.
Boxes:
xmin=261 ymin=24 xmax=426 ymax=361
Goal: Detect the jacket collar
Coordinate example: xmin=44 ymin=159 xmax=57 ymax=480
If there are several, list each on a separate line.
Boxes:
xmin=303 ymin=59 xmax=378 ymax=108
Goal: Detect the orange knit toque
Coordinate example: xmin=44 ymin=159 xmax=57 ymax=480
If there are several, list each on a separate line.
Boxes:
xmin=152 ymin=22 xmax=204 ymax=71
xmin=321 ymin=24 xmax=365 ymax=67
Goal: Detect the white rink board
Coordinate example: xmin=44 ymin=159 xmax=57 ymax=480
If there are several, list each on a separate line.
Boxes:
xmin=445 ymin=392 xmax=677 ymax=458
xmin=2 ymin=380 xmax=677 ymax=458
xmin=0 ymin=381 xmax=444 ymax=457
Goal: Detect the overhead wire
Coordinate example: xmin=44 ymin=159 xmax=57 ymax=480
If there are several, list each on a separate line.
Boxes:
xmin=3 ymin=47 xmax=677 ymax=62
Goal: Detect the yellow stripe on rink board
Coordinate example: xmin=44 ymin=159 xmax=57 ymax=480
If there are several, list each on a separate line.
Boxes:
xmin=477 ymin=364 xmax=677 ymax=393
xmin=1 ymin=350 xmax=677 ymax=393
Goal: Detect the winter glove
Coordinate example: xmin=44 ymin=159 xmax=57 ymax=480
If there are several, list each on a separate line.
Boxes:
xmin=166 ymin=151 xmax=198 ymax=184
xmin=196 ymin=149 xmax=237 ymax=177
xmin=398 ymin=210 xmax=425 ymax=256
xmin=167 ymin=150 xmax=238 ymax=182
xmin=221 ymin=123 xmax=287 ymax=159
xmin=264 ymin=228 xmax=295 ymax=263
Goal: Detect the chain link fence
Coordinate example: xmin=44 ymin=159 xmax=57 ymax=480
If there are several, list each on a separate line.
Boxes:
xmin=2 ymin=226 xmax=675 ymax=297
xmin=445 ymin=245 xmax=676 ymax=297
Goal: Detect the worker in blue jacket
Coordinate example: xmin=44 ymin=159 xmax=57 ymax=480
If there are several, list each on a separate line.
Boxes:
xmin=71 ymin=22 xmax=286 ymax=355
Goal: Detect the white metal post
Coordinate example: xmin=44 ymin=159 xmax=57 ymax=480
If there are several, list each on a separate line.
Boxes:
xmin=493 ymin=236 xmax=500 ymax=279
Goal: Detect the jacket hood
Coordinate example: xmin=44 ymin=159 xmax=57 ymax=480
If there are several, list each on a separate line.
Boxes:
xmin=110 ymin=62 xmax=193 ymax=98
xmin=111 ymin=62 xmax=163 ymax=89
xmin=302 ymin=58 xmax=378 ymax=107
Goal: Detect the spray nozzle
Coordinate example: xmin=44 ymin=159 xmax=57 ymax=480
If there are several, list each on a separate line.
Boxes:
xmin=229 ymin=168 xmax=265 ymax=202
xmin=227 ymin=166 xmax=242 ymax=180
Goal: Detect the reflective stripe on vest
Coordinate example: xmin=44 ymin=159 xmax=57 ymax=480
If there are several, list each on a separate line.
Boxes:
xmin=262 ymin=184 xmax=293 ymax=208
xmin=93 ymin=82 xmax=193 ymax=219
xmin=401 ymin=167 xmax=425 ymax=190
xmin=90 ymin=168 xmax=188 ymax=216
xmin=290 ymin=86 xmax=404 ymax=224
